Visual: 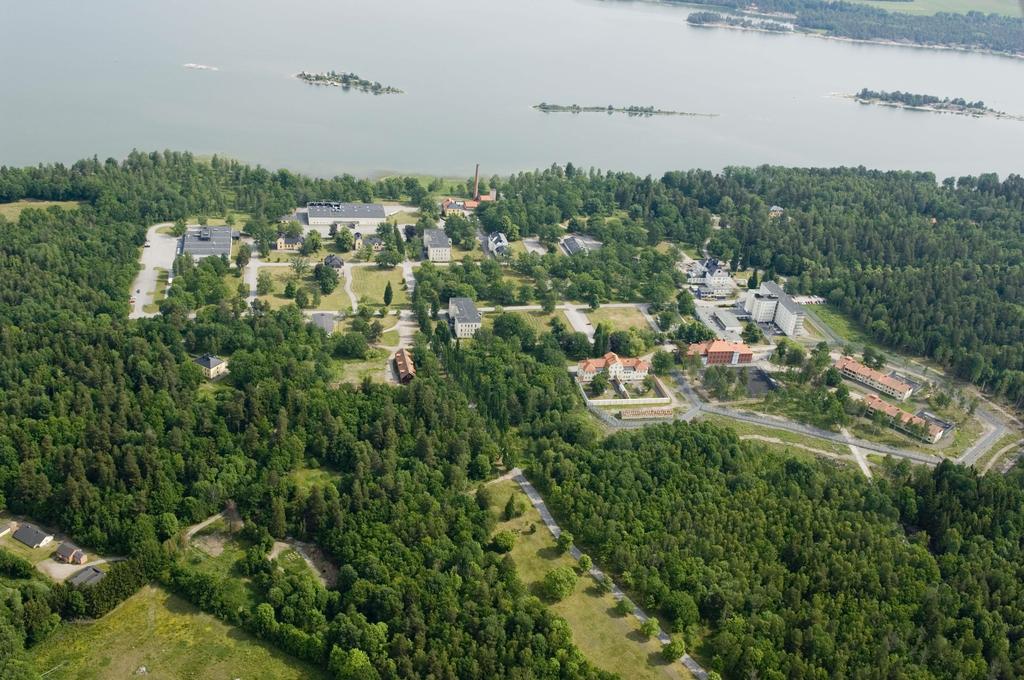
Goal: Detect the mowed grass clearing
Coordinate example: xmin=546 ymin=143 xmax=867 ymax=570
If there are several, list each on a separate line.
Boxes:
xmin=487 ymin=480 xmax=690 ymax=680
xmin=351 ymin=266 xmax=408 ymax=307
xmin=511 ymin=310 xmax=573 ymax=334
xmin=0 ymin=199 xmax=81 ymax=220
xmin=586 ymin=305 xmax=652 ymax=333
xmin=30 ymin=585 xmax=325 ymax=680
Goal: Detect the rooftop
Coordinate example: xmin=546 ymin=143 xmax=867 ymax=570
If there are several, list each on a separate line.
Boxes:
xmin=836 ymin=356 xmax=912 ymax=395
xmin=194 ymin=354 xmax=225 ymax=370
xmin=12 ymin=524 xmax=51 ymax=547
xmin=181 ymin=226 xmax=232 ymax=259
xmin=761 ymin=281 xmax=803 ymax=316
xmin=307 ymin=202 xmax=386 ymax=220
xmin=688 ymin=339 xmax=753 ymax=356
xmin=449 ymin=297 xmax=481 ymax=324
xmin=863 ymin=394 xmax=942 ymax=438
xmin=424 ymin=228 xmax=451 ymax=250
xmin=395 ymin=348 xmax=416 ymax=380
xmin=68 ymin=566 xmax=106 ymax=588
xmin=310 ymin=313 xmax=336 ymax=334
xmin=577 ymin=351 xmax=650 ymax=374
xmin=54 ymin=542 xmax=82 ymax=560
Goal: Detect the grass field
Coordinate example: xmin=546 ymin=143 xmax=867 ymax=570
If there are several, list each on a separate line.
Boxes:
xmin=586 ymin=305 xmax=652 ymax=333
xmin=851 ymin=0 xmax=1020 ymax=15
xmin=487 ymin=480 xmax=689 ymax=680
xmin=510 ymin=310 xmax=573 ymax=334
xmin=387 ymin=210 xmax=419 ymax=225
xmin=330 ymin=352 xmax=388 ymax=385
xmin=811 ymin=304 xmax=879 ymax=347
xmin=351 ymin=266 xmax=408 ymax=307
xmin=0 ymin=199 xmax=81 ymax=220
xmin=30 ymin=586 xmax=324 ymax=680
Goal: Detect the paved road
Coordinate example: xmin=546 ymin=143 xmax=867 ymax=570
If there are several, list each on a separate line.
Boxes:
xmin=957 ymin=402 xmax=1009 ymax=467
xmin=660 ymin=372 xmax=944 ymax=466
xmin=129 ymin=223 xmax=178 ymax=319
xmin=510 ymin=469 xmax=708 ymax=680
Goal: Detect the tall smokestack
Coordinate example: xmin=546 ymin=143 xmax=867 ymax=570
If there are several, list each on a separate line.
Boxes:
xmin=473 ymin=163 xmax=480 ymax=200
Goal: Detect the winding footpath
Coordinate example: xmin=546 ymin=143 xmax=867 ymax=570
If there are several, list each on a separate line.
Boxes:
xmin=506 ymin=468 xmax=709 ymax=680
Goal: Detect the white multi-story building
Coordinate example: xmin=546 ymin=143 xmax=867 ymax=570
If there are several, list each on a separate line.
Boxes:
xmin=424 ymin=228 xmax=452 ymax=262
xmin=744 ymin=281 xmax=805 ymax=337
xmin=448 ymin=297 xmax=482 ymax=338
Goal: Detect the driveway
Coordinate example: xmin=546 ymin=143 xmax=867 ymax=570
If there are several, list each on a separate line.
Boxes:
xmin=36 ymin=556 xmax=124 ymax=583
xmin=129 ymin=223 xmax=179 ymax=318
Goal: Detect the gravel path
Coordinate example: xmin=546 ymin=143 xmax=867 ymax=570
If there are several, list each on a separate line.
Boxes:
xmin=510 ymin=469 xmax=708 ymax=679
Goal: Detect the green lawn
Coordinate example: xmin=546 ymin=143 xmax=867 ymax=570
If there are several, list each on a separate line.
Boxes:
xmin=31 ymin=586 xmax=324 ymax=680
xmin=351 ymin=266 xmax=408 ymax=307
xmin=487 ymin=480 xmax=690 ymax=680
xmin=811 ymin=304 xmax=877 ymax=348
xmin=586 ymin=306 xmax=651 ymax=333
xmin=850 ymin=0 xmax=1019 ymax=15
xmin=509 ymin=310 xmax=573 ymax=334
xmin=0 ymin=199 xmax=81 ymax=220
xmin=387 ymin=210 xmax=420 ymax=225
xmin=329 ymin=353 xmax=388 ymax=385
xmin=0 ymin=532 xmax=55 ymax=565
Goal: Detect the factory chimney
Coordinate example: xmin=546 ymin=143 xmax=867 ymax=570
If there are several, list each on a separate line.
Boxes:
xmin=473 ymin=163 xmax=480 ymax=200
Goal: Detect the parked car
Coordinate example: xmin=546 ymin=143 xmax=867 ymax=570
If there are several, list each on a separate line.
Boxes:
xmin=143 ymin=241 xmax=151 ymax=247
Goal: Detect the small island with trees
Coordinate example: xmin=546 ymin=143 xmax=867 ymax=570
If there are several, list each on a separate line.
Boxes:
xmin=534 ymin=103 xmax=716 ymax=118
xmin=850 ymin=88 xmax=1021 ymax=121
xmin=296 ymin=70 xmax=402 ymax=95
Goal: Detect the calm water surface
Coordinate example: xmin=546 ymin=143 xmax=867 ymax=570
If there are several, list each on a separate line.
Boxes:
xmin=1 ymin=0 xmax=1022 ymax=178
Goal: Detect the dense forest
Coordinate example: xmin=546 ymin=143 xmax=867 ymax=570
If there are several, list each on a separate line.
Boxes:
xmin=527 ymin=422 xmax=1024 ymax=678
xmin=2 ymin=153 xmax=1024 ymax=679
xmin=672 ymin=0 xmax=1024 ymax=54
xmin=0 ymin=153 xmax=609 ymax=679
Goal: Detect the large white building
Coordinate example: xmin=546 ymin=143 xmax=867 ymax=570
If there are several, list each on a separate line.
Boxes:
xmin=307 ymin=202 xmax=386 ymax=228
xmin=744 ymin=281 xmax=805 ymax=337
xmin=448 ymin=297 xmax=482 ymax=338
xmin=423 ymin=228 xmax=452 ymax=262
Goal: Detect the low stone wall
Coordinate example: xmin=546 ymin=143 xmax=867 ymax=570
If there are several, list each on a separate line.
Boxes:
xmin=577 ymin=375 xmax=672 ymax=407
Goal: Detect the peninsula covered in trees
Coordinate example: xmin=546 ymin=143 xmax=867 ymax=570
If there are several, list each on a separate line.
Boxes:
xmin=295 ymin=70 xmax=402 ymax=94
xmin=2 ymin=153 xmax=1024 ymax=679
xmin=534 ymin=103 xmax=716 ymax=118
xmin=852 ymin=88 xmax=1021 ymax=120
xmin=675 ymin=0 xmax=1024 ymax=57
xmin=686 ymin=11 xmax=792 ymax=32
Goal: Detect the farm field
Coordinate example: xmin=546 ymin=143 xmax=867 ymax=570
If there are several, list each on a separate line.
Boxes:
xmin=30 ymin=586 xmax=325 ymax=680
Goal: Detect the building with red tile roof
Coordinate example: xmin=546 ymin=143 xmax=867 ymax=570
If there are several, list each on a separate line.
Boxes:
xmin=862 ymin=394 xmax=944 ymax=444
xmin=576 ymin=352 xmax=650 ymax=382
xmin=394 ymin=348 xmax=416 ymax=384
xmin=836 ymin=356 xmax=913 ymax=401
xmin=687 ymin=340 xmax=753 ymax=366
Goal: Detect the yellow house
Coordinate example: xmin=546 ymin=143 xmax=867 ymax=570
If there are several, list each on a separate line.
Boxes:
xmin=195 ymin=354 xmax=228 ymax=379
